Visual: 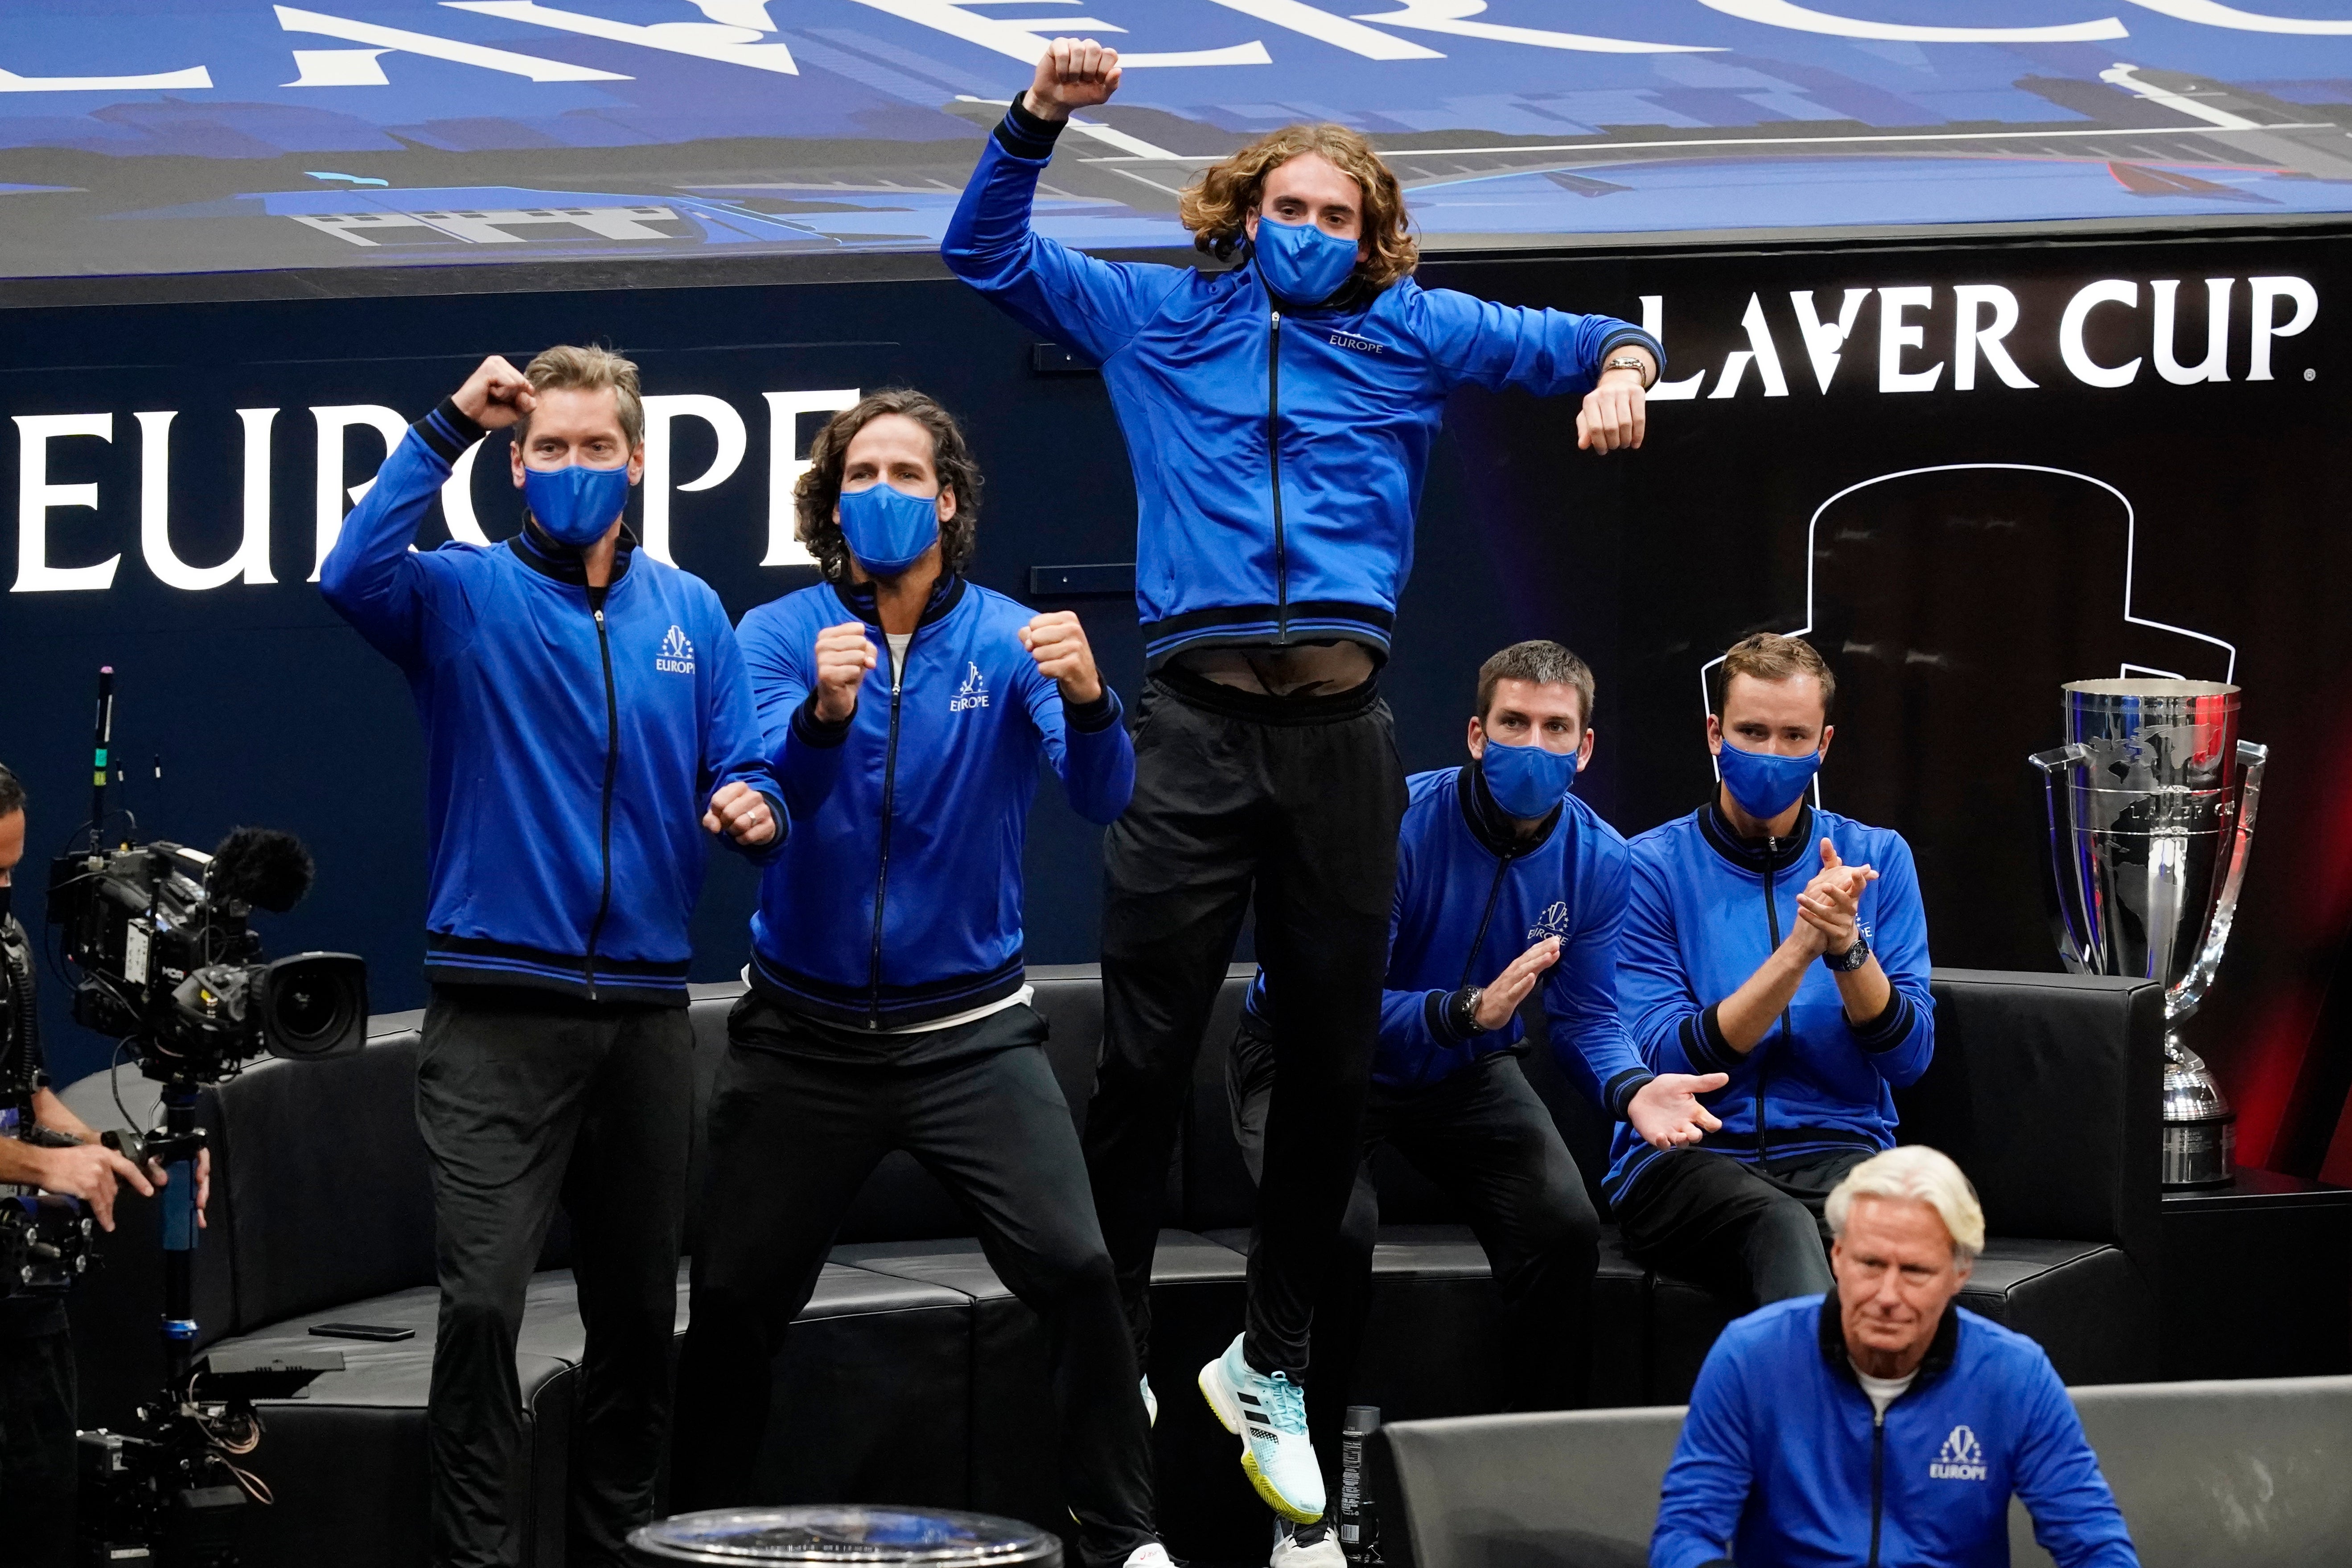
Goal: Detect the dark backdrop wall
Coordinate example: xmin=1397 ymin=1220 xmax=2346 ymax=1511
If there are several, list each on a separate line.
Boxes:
xmin=6 ymin=227 xmax=2351 ymax=1181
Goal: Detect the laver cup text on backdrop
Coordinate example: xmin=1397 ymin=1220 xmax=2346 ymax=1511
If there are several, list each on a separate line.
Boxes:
xmin=318 ymin=346 xmax=781 ymax=1568
xmin=942 ymin=36 xmax=1661 ymax=1531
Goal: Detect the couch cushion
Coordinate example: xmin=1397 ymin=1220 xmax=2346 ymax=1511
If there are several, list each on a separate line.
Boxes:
xmin=1962 ymin=1239 xmax=2150 ymax=1387
xmin=833 ymin=1227 xmax=1245 ymax=1540
xmin=2011 ymin=1375 xmax=2352 ymax=1568
xmin=206 ymin=1257 xmax=974 ymax=1568
xmin=1377 ymin=1405 xmax=1687 ymax=1568
xmin=217 ymin=1283 xmax=575 ymax=1568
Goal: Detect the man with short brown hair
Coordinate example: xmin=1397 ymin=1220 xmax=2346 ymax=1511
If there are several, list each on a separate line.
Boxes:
xmin=1610 ymin=634 xmax=1933 ymax=1311
xmin=321 ymin=350 xmax=781 ymax=1568
xmin=944 ymin=41 xmax=1664 ymax=1523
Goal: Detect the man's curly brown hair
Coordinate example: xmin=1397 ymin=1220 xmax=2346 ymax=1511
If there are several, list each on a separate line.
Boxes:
xmin=794 ymin=388 xmax=983 ymax=582
xmin=1179 ymin=122 xmax=1418 ymax=291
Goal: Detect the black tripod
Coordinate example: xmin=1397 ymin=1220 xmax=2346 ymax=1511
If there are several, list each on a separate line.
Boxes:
xmin=81 ymin=1075 xmax=334 ymax=1567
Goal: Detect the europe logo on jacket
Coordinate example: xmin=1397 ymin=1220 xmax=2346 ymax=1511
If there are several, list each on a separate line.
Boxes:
xmin=1528 ymin=900 xmax=1575 ymax=944
xmin=657 ymin=625 xmax=696 ymax=675
xmin=1932 ymin=1425 xmax=1989 ymax=1482
xmin=951 ymin=661 xmax=990 ymax=712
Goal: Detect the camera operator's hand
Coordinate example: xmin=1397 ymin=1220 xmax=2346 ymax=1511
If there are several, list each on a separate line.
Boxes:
xmin=29 ymin=1141 xmax=154 ymax=1233
xmin=703 ymin=782 xmax=778 ymax=847
xmin=189 ymin=1146 xmax=211 ymax=1229
xmin=451 ymin=355 xmax=537 ymax=432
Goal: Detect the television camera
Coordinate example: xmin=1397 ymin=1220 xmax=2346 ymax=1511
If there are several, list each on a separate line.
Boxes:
xmin=13 ymin=669 xmax=366 ymax=1564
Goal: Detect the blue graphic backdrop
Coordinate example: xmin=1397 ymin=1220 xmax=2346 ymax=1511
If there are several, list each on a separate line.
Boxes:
xmin=10 ymin=2 xmax=2352 ymax=277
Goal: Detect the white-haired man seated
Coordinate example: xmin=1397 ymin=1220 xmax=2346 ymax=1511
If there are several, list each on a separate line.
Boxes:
xmin=1651 ymin=1146 xmax=2139 ymax=1568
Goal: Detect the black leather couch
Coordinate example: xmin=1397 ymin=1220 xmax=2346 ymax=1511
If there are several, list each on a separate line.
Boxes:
xmin=1373 ymin=1373 xmax=2352 ymax=1568
xmin=60 ymin=965 xmax=2163 ymax=1566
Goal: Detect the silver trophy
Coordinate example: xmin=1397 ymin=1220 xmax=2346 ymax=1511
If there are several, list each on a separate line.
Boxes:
xmin=2030 ymin=680 xmax=2267 ymax=1188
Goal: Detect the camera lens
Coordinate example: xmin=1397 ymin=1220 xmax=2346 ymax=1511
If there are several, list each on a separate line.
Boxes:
xmin=277 ymin=981 xmax=340 ymax=1043
xmin=259 ymin=953 xmax=368 ymax=1060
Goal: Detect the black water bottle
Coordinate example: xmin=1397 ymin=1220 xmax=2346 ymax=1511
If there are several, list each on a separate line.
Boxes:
xmin=1338 ymin=1404 xmax=1382 ymax=1564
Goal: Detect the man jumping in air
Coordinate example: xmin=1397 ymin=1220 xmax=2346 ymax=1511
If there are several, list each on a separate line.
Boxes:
xmin=944 ymin=38 xmax=1664 ymax=1528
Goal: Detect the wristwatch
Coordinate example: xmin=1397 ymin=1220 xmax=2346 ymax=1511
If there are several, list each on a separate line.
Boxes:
xmin=1826 ymin=928 xmax=1872 ymax=973
xmin=1448 ymin=985 xmax=1486 ymax=1039
xmin=1602 ymin=353 xmax=1654 ymax=388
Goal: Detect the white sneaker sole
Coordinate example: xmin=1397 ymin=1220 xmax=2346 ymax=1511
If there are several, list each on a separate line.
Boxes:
xmin=1197 ymin=1354 xmax=1323 ymax=1524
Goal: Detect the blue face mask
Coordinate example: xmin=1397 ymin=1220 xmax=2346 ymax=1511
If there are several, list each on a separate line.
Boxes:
xmin=1480 ymin=739 xmax=1577 ymax=819
xmin=837 ymin=480 xmax=942 ymax=578
xmin=1716 ymin=738 xmax=1822 ymax=821
xmin=522 ymin=462 xmax=632 ymax=548
xmin=1253 ymin=215 xmax=1360 ymax=306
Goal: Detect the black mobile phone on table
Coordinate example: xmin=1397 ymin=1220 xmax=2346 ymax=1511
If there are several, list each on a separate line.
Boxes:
xmin=309 ymin=1322 xmax=415 ymax=1342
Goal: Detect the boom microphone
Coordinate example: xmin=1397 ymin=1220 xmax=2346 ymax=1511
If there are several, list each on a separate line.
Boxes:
xmin=209 ymin=827 xmax=315 ymax=914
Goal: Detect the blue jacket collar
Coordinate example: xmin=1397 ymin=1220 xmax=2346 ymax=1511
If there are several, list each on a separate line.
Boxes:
xmin=1698 ymin=797 xmax=1815 ymax=877
xmin=1456 ymin=761 xmax=1560 ymax=858
xmin=1817 ymin=1288 xmax=1960 ymax=1396
xmin=508 ymin=514 xmax=637 ymax=589
xmin=1245 ymin=261 xmax=1386 ymax=316
xmin=836 ymin=571 xmax=966 ymax=630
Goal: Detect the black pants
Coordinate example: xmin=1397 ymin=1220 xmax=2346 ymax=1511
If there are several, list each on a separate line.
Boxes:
xmin=418 ymin=985 xmax=693 ymax=1568
xmin=0 ymin=1322 xmax=76 ymax=1567
xmin=1229 ymin=1021 xmax=1598 ymax=1495
xmin=673 ymin=997 xmax=1155 ymax=1568
xmin=1086 ymin=672 xmax=1406 ymax=1377
xmin=1612 ymin=1146 xmax=1871 ymax=1308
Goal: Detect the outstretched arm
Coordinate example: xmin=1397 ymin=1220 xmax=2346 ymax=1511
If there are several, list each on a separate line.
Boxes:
xmin=1406 ymin=288 xmax=1663 ymax=455
xmin=942 ymin=39 xmax=1185 ymax=364
xmin=1543 ymin=853 xmax=1727 ymax=1143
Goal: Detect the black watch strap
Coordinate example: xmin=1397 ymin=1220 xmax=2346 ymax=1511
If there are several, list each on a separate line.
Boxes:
xmin=1826 ymin=929 xmax=1872 ymax=973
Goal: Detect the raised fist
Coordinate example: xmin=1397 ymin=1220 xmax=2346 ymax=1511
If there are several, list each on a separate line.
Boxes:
xmin=813 ymin=620 xmax=876 ymax=723
xmin=451 ymin=355 xmax=536 ymax=432
xmin=1024 ymin=37 xmax=1121 ymax=122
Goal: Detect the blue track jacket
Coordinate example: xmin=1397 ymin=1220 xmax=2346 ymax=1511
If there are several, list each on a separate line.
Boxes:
xmin=736 ymin=575 xmax=1133 ymax=1030
xmin=943 ymin=103 xmax=1661 ymax=669
xmin=1612 ymin=803 xmax=1933 ymax=1203
xmin=1653 ymin=1295 xmax=2138 ymax=1568
xmin=1250 ymin=764 xmax=1653 ymax=1110
xmin=318 ymin=402 xmax=781 ymax=1005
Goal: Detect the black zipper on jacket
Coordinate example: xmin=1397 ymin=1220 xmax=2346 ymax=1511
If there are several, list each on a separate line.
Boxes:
xmin=1268 ymin=308 xmax=1289 ymax=640
xmin=583 ymin=595 xmax=620 ymax=1002
xmin=1868 ymin=1408 xmax=1886 ymax=1568
xmin=1756 ymin=852 xmax=1785 ymax=1159
xmin=865 ymin=635 xmax=910 ymax=1027
xmin=1458 ymin=851 xmax=1517 ymax=991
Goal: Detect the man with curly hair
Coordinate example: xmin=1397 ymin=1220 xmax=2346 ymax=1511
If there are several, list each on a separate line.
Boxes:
xmin=671 ymin=390 xmax=1168 ymax=1568
xmin=943 ymin=38 xmax=1664 ymax=1532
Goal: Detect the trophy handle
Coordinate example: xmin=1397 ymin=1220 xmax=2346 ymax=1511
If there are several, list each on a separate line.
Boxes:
xmin=2173 ymin=739 xmax=2268 ymax=1022
xmin=2030 ymin=743 xmax=2097 ymax=974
